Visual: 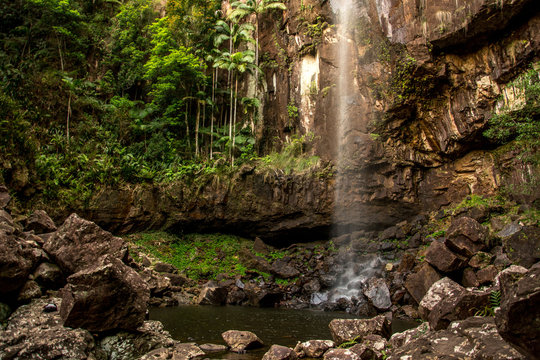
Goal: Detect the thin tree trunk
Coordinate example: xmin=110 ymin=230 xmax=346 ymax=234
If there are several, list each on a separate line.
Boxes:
xmin=185 ymin=101 xmax=191 ymax=154
xmin=229 ymin=74 xmax=234 ymax=163
xmin=232 ymin=77 xmax=239 ymax=167
xmin=195 ymin=100 xmax=200 ymax=158
xmin=66 ymin=93 xmax=71 ymax=149
xmin=255 ymin=14 xmax=259 ymax=96
xmin=211 ymin=68 xmax=216 ymax=159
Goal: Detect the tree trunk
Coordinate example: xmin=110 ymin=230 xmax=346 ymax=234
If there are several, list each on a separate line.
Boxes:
xmin=229 ymin=74 xmax=234 ymax=162
xmin=66 ymin=92 xmax=71 ymax=148
xmin=232 ymin=77 xmax=239 ymax=167
xmin=195 ymin=100 xmax=200 ymax=158
xmin=185 ymin=101 xmax=191 ymax=153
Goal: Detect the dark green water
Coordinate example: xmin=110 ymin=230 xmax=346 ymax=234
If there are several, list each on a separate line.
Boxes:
xmin=150 ymin=305 xmax=416 ymax=359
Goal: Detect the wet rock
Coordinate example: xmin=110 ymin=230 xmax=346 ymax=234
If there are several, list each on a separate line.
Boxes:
xmin=328 ymin=315 xmax=391 ymax=345
xmin=404 ymin=262 xmax=441 ymax=304
xmin=444 ymin=216 xmax=487 ymax=258
xmin=60 ymin=255 xmax=149 ymax=332
xmin=98 ymin=320 xmax=176 ymax=360
xmin=271 ymin=259 xmax=300 ymax=279
xmin=16 ymin=280 xmax=41 ymax=304
xmin=25 ymin=210 xmax=57 ymax=234
xmin=425 ymin=241 xmax=467 ymax=273
xmin=323 ymin=348 xmax=360 ymax=360
xmin=200 ymin=343 xmax=228 ymax=353
xmin=419 ymin=277 xmax=490 ymax=330
xmin=262 ymin=345 xmax=298 ymax=360
xmin=0 ymin=297 xmax=100 ymax=360
xmin=0 ymin=186 xmax=11 ymax=208
xmin=501 ymin=226 xmax=540 ymax=268
xmin=33 ymin=262 xmax=65 ymax=290
xmin=495 ymin=262 xmax=540 ymax=359
xmin=364 ymin=278 xmax=391 ymax=311
xmin=222 ymin=330 xmax=264 ymax=352
xmin=44 ymin=213 xmax=128 ymax=275
xmin=387 ymin=317 xmax=524 ymax=360
xmin=197 ymin=282 xmax=228 ymax=305
xmin=0 ymin=232 xmax=37 ymax=296
xmin=294 ymin=340 xmax=335 ymax=358
xmin=476 ymin=264 xmax=498 ymax=285
xmin=153 ymin=262 xmax=176 ymax=274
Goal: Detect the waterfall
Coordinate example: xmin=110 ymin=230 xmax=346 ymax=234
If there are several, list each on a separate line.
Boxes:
xmin=311 ymin=0 xmax=387 ymax=308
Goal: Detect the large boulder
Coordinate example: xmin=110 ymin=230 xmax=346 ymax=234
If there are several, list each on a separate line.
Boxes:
xmin=495 ymin=262 xmax=540 ymax=359
xmin=425 ymin=241 xmax=467 ymax=273
xmin=349 ymin=334 xmax=387 ymax=360
xmin=328 ymin=315 xmax=391 ymax=345
xmin=0 ymin=297 xmax=100 ymax=360
xmin=387 ymin=317 xmax=524 ymax=360
xmin=444 ymin=216 xmax=487 ymax=258
xmin=44 ymin=213 xmax=128 ymax=275
xmin=25 ymin=210 xmax=57 ymax=234
xmin=364 ymin=278 xmax=391 ymax=311
xmin=262 ymin=345 xmax=298 ymax=360
xmin=404 ymin=262 xmax=441 ymax=304
xmin=419 ymin=277 xmax=489 ymax=330
xmin=222 ymin=330 xmax=264 ymax=352
xmin=60 ymin=255 xmax=149 ymax=332
xmin=0 ymin=232 xmax=37 ymax=297
xmin=501 ymin=226 xmax=540 ymax=268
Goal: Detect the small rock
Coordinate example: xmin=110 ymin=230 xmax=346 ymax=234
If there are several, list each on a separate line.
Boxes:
xmin=33 ymin=262 xmax=65 ymax=290
xmin=461 ymin=267 xmax=479 ymax=288
xmin=197 ymin=282 xmax=228 ymax=305
xmin=295 ymin=340 xmax=335 ymax=358
xmin=425 ymin=241 xmax=467 ymax=273
xmin=200 ymin=343 xmax=228 ymax=353
xmin=476 ymin=264 xmax=498 ymax=285
xmin=262 ymin=345 xmax=298 ymax=360
xmin=468 ymin=251 xmax=493 ymax=269
xmin=25 ymin=210 xmax=57 ymax=234
xmin=43 ymin=303 xmax=57 ymax=312
xmin=364 ymin=278 xmax=391 ymax=311
xmin=222 ymin=330 xmax=264 ymax=352
xmin=328 ymin=315 xmax=391 ymax=345
xmin=153 ymin=262 xmax=176 ymax=274
xmin=404 ymin=262 xmax=441 ymax=304
xmin=0 ymin=186 xmax=11 ymax=208
xmin=17 ymin=280 xmax=42 ymax=303
xmin=271 ymin=259 xmax=300 ymax=279
xmin=444 ymin=217 xmax=487 ymax=258
xmin=323 ymin=348 xmax=360 ymax=360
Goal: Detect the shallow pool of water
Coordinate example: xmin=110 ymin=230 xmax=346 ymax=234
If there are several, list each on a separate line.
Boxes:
xmin=150 ymin=305 xmax=416 ymax=359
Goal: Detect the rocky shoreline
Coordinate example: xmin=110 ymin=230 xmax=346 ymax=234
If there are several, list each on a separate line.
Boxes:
xmin=1 ymin=184 xmax=539 ymax=359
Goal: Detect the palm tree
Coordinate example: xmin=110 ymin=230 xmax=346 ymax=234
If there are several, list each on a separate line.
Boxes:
xmin=214 ymin=49 xmax=258 ymax=165
xmin=228 ymin=0 xmax=286 ymax=93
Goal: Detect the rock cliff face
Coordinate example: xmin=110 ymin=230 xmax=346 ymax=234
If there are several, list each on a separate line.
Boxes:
xmin=74 ymin=0 xmax=539 ymax=241
xmin=258 ymin=0 xmax=539 ymax=231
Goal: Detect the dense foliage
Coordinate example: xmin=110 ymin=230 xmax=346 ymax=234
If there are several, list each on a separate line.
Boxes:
xmin=0 ymin=0 xmax=287 ymax=205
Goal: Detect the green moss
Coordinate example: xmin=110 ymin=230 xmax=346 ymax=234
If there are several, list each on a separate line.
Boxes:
xmin=127 ymin=231 xmax=252 ymax=280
